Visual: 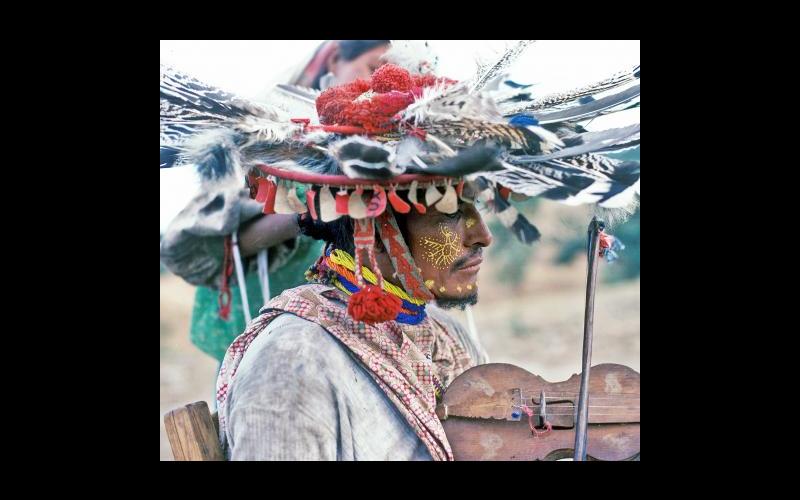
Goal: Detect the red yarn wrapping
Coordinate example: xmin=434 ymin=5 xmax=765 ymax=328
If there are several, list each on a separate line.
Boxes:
xmin=413 ymin=73 xmax=456 ymax=88
xmin=598 ymin=231 xmax=614 ymax=256
xmin=410 ymin=74 xmax=458 ymax=97
xmin=315 ymin=64 xmax=458 ymax=135
xmin=347 ymin=285 xmax=403 ymax=324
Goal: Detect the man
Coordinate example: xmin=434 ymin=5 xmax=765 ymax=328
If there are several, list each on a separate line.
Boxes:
xmin=217 ymin=196 xmax=492 ymax=460
xmin=161 ymin=39 xmax=640 ymax=461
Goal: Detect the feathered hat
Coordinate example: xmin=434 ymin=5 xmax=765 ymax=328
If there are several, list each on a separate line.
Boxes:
xmin=160 ymin=40 xmax=640 ymax=324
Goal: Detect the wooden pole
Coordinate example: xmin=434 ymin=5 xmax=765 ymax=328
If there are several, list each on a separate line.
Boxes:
xmin=164 ymin=401 xmax=224 ymax=461
xmin=573 ymin=217 xmax=603 ymax=461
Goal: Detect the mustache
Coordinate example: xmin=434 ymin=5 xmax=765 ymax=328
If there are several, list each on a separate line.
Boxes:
xmin=451 ymin=247 xmax=483 ymax=272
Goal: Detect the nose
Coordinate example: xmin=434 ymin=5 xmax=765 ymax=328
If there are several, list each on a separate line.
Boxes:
xmin=463 ymin=204 xmax=493 ymax=249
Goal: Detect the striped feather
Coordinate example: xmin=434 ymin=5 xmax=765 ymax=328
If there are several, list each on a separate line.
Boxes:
xmin=160 ymin=65 xmax=280 ymax=146
xmin=469 ymin=40 xmax=535 ymax=93
xmin=483 ymin=153 xmax=640 ymax=210
xmin=421 ymin=118 xmax=560 ymax=152
xmin=523 ymin=85 xmax=640 ymax=125
xmin=500 ymin=65 xmax=640 ymax=116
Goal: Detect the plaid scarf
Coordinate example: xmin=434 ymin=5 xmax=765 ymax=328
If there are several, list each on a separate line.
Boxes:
xmin=216 ymin=283 xmax=474 ymax=460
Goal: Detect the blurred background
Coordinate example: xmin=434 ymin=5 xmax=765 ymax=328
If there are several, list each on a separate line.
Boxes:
xmin=160 ymin=40 xmax=640 ymax=460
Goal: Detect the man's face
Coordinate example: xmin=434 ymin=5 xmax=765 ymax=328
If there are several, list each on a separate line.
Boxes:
xmin=330 ymin=45 xmax=389 ymax=85
xmin=404 ymin=201 xmax=493 ymax=307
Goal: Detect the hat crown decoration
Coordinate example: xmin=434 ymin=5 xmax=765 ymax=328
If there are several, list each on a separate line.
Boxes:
xmin=161 ymin=39 xmax=640 ymax=242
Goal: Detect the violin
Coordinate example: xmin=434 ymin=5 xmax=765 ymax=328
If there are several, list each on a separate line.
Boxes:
xmin=437 ymin=362 xmax=639 ymax=460
xmin=438 ymin=218 xmax=639 ymax=460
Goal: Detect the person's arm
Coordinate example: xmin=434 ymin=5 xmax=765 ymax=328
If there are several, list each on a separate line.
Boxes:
xmin=160 ymin=186 xmax=258 ymax=288
xmin=237 ymin=213 xmax=300 ymax=258
xmin=160 ymin=185 xmax=301 ymax=288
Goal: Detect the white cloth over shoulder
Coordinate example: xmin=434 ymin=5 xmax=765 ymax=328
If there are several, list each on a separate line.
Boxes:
xmin=221 ymin=304 xmax=487 ymax=460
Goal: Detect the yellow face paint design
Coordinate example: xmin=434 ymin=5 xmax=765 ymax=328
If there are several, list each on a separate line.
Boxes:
xmin=425 ymin=279 xmax=435 ymax=289
xmin=421 ymin=224 xmax=462 ymax=270
xmin=439 ymin=286 xmax=446 ymax=293
xmin=465 ymin=217 xmax=476 ymax=229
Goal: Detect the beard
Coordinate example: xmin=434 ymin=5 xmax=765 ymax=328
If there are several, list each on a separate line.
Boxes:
xmin=434 ymin=246 xmax=482 ymax=310
xmin=435 ymin=293 xmax=478 ymax=310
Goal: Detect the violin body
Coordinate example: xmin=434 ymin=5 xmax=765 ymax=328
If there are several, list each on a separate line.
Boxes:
xmin=438 ymin=363 xmax=639 ymax=461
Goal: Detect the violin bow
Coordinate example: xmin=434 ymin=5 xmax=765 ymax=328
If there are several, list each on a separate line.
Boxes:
xmin=573 ymin=217 xmax=604 ymax=461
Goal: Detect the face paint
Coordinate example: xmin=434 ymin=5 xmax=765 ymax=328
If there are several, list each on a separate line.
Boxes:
xmin=406 ymin=201 xmax=490 ymax=305
xmin=465 ymin=217 xmax=477 ymax=229
xmin=420 ymin=224 xmax=463 ymax=270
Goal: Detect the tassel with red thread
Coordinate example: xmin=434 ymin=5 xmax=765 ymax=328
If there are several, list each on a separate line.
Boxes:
xmin=348 ymin=284 xmax=402 ymax=324
xmin=348 ymin=217 xmax=402 ymax=324
xmin=598 ymin=230 xmax=625 ymax=263
xmin=218 ymin=235 xmax=234 ymax=320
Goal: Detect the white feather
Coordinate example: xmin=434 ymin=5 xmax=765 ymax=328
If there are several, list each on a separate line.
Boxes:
xmin=302 ymin=130 xmax=334 ymax=144
xmin=495 ymin=204 xmax=519 ymax=227
xmin=265 ymin=85 xmax=320 ymax=123
xmin=500 ymin=65 xmax=640 ymax=116
xmin=526 ymin=125 xmax=565 ymax=148
xmin=381 ymin=40 xmax=439 ymax=75
xmin=598 ymin=180 xmax=640 ymax=209
xmin=594 ymin=195 xmax=639 ymax=227
xmin=396 ymin=137 xmax=427 ymax=167
xmin=236 ymin=116 xmax=304 ymax=147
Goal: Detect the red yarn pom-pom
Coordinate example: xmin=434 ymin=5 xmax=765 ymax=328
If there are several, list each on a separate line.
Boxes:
xmin=347 ymin=285 xmax=402 ymax=324
xmin=372 ymin=64 xmax=413 ymax=93
xmin=315 ymin=66 xmax=458 ymax=133
xmin=316 ymin=79 xmax=371 ymax=124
